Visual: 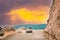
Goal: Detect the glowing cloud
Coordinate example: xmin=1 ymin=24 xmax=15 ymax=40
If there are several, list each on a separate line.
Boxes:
xmin=9 ymin=7 xmax=49 ymax=24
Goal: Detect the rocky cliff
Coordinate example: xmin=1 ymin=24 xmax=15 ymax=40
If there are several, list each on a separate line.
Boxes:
xmin=44 ymin=0 xmax=60 ymax=40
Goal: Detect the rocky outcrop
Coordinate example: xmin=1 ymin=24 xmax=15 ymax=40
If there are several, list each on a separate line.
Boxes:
xmin=44 ymin=0 xmax=60 ymax=40
xmin=3 ymin=26 xmax=15 ymax=32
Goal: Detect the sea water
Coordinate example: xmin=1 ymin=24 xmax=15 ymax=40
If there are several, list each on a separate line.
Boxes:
xmin=14 ymin=24 xmax=47 ymax=30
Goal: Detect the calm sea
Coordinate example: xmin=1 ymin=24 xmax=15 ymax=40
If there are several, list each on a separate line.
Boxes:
xmin=15 ymin=24 xmax=47 ymax=30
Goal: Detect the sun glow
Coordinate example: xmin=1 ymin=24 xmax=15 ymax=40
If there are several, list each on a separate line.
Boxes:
xmin=9 ymin=7 xmax=49 ymax=24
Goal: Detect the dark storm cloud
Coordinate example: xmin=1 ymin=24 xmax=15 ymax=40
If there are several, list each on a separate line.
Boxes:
xmin=0 ymin=14 xmax=25 ymax=25
xmin=0 ymin=0 xmax=52 ymax=25
xmin=0 ymin=15 xmax=11 ymax=25
xmin=0 ymin=0 xmax=52 ymax=14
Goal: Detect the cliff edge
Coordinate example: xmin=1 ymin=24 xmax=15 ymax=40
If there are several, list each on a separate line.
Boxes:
xmin=44 ymin=0 xmax=60 ymax=40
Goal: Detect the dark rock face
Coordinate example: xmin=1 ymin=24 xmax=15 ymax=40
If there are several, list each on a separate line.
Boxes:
xmin=44 ymin=0 xmax=60 ymax=40
xmin=0 ymin=27 xmax=4 ymax=36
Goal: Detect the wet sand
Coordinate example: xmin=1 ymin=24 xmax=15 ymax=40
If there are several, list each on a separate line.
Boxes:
xmin=5 ymin=30 xmax=48 ymax=40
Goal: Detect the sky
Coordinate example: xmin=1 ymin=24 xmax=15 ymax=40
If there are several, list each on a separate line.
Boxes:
xmin=0 ymin=0 xmax=52 ymax=26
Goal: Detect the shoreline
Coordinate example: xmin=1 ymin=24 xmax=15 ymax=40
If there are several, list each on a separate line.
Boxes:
xmin=0 ymin=28 xmax=44 ymax=40
xmin=5 ymin=29 xmax=47 ymax=40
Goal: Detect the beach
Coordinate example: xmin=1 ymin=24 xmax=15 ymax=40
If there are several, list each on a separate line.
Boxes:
xmin=0 ymin=31 xmax=16 ymax=40
xmin=4 ymin=29 xmax=48 ymax=40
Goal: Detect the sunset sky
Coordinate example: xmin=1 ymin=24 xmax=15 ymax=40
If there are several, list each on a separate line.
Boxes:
xmin=0 ymin=0 xmax=52 ymax=25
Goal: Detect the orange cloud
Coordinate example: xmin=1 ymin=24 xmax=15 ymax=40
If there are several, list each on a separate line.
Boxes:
xmin=9 ymin=7 xmax=49 ymax=24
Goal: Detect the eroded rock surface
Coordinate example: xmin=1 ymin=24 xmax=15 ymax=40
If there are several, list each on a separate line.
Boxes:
xmin=44 ymin=0 xmax=60 ymax=40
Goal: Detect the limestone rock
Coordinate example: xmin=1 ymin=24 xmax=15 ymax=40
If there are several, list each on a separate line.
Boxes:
xmin=44 ymin=0 xmax=60 ymax=40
